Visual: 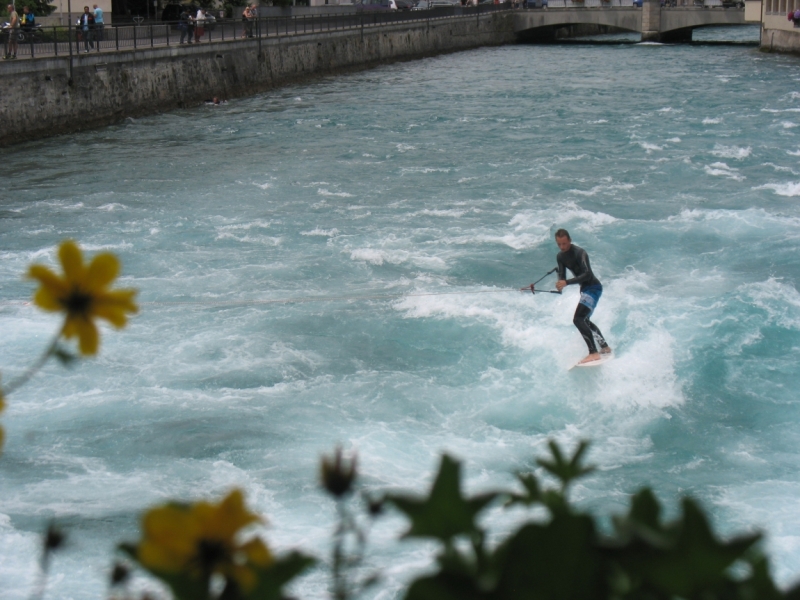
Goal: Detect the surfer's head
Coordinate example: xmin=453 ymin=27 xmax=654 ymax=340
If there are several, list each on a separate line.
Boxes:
xmin=555 ymin=229 xmax=571 ymax=252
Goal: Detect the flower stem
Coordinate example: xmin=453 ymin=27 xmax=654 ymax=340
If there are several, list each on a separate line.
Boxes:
xmin=2 ymin=331 xmax=62 ymax=397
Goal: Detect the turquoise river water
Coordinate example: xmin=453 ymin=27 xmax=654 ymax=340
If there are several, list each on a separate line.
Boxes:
xmin=2 ymin=26 xmax=800 ymax=598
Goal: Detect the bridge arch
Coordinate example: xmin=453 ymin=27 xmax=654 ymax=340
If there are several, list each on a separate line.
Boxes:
xmin=513 ymin=5 xmax=746 ymax=42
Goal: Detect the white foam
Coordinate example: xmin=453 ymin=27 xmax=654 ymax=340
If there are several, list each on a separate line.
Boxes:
xmin=666 ymin=137 xmax=681 ymax=143
xmin=704 ymin=162 xmax=744 ymax=181
xmin=569 ymin=183 xmax=635 ymax=197
xmin=636 ymin=142 xmax=664 ymax=153
xmin=300 ymin=228 xmax=339 ymax=237
xmin=317 ymin=189 xmax=354 ymax=198
xmin=782 ymin=121 xmax=799 ymax=129
xmin=418 ymin=208 xmax=469 ymax=218
xmin=97 ymin=203 xmax=127 ymax=211
xmin=349 ymin=248 xmax=407 ymax=265
xmin=702 ymin=117 xmax=722 ymax=125
xmin=216 ymin=220 xmax=272 ymax=231
xmin=755 ymin=181 xmax=800 ymax=197
xmin=712 ymin=144 xmax=751 ymax=160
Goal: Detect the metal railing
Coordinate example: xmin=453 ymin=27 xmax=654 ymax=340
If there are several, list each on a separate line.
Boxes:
xmin=0 ymin=5 xmax=512 ymax=60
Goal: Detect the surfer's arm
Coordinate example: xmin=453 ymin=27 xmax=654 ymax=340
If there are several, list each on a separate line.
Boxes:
xmin=555 ymin=256 xmax=568 ymax=291
xmin=565 ymin=249 xmax=594 ymax=286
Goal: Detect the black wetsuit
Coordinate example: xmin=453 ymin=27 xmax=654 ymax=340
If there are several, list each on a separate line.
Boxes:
xmin=557 ymin=244 xmax=608 ymax=354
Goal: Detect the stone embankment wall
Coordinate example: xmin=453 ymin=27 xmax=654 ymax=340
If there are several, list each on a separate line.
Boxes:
xmin=0 ymin=13 xmax=514 ymax=146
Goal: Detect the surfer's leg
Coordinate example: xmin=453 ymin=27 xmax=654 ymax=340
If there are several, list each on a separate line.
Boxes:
xmin=587 ymin=320 xmax=610 ymax=352
xmin=573 ymin=303 xmax=598 ymax=354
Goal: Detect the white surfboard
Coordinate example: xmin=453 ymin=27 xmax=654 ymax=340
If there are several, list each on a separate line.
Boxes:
xmin=570 ymin=352 xmax=614 ymax=370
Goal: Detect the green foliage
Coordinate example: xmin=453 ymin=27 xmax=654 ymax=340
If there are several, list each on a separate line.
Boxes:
xmin=120 ymin=542 xmax=314 ymax=600
xmin=386 ymin=454 xmax=498 ymax=543
xmin=242 ymin=552 xmax=317 ymax=600
xmin=1 ymin=0 xmax=56 ymax=17
xmin=382 ymin=440 xmax=792 ymax=600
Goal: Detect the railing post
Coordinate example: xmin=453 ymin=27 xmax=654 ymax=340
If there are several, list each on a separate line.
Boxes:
xmin=134 ymin=23 xmax=137 ymax=49
xmin=149 ymin=24 xmax=153 ymax=47
xmin=115 ymin=23 xmax=119 ymax=50
xmin=53 ymin=26 xmax=57 ymax=56
xmin=166 ymin=22 xmax=170 ymax=45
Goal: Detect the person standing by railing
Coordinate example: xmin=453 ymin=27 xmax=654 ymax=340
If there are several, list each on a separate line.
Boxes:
xmin=2 ymin=3 xmax=19 ymax=60
xmin=93 ymin=4 xmax=104 ymax=41
xmin=194 ymin=7 xmax=206 ymax=42
xmin=20 ymin=6 xmax=35 ymax=31
xmin=179 ymin=7 xmax=194 ymax=43
xmin=241 ymin=4 xmax=252 ymax=38
xmin=78 ymin=6 xmax=95 ymax=53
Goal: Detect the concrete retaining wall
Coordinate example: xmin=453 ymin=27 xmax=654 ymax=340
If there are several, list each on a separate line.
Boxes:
xmin=0 ymin=13 xmax=514 ymax=146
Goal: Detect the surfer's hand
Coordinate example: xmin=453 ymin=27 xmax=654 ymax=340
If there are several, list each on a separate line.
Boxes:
xmin=556 ymin=280 xmax=567 ymax=292
xmin=520 ymin=284 xmax=534 ymax=292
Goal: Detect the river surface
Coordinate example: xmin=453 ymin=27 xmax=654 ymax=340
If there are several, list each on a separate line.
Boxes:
xmin=3 ymin=26 xmax=800 ymax=598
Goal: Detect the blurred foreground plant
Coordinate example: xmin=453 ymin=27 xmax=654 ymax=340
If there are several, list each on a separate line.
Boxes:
xmin=381 ymin=440 xmax=800 ymax=600
xmin=0 ymin=240 xmax=138 ymax=452
xmin=320 ymin=446 xmax=380 ymax=600
xmin=121 ymin=489 xmax=314 ymax=600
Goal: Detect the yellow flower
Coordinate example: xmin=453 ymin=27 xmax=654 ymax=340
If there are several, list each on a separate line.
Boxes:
xmin=28 ymin=240 xmax=138 ymax=355
xmin=138 ymin=489 xmax=273 ymax=592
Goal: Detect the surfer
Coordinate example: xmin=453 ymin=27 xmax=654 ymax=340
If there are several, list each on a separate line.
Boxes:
xmin=553 ymin=229 xmax=611 ymax=365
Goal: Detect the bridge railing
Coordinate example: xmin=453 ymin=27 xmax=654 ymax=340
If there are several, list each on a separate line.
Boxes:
xmin=540 ymin=0 xmax=635 ymax=7
xmin=0 ymin=5 xmax=513 ymax=60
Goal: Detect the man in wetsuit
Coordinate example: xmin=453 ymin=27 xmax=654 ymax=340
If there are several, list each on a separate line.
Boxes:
xmin=553 ymin=229 xmax=611 ymax=364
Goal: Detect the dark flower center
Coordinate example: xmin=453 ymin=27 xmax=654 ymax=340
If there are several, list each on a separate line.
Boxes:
xmin=64 ymin=290 xmax=93 ymax=317
xmin=197 ymin=539 xmax=229 ymax=572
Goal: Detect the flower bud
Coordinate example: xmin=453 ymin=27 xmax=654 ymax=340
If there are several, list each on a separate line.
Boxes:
xmin=320 ymin=446 xmax=357 ymax=499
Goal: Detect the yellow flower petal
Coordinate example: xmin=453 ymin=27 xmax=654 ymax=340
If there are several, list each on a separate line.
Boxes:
xmin=86 ymin=253 xmax=120 ymax=290
xmin=242 ymin=538 xmax=273 ymax=568
xmin=58 ymin=240 xmax=85 ymax=283
xmin=28 ymin=265 xmax=67 ymax=297
xmin=225 ymin=564 xmax=258 ymax=592
xmin=33 ymin=287 xmax=63 ymax=312
xmin=93 ymin=305 xmax=129 ymax=328
xmin=76 ymin=318 xmax=99 ymax=355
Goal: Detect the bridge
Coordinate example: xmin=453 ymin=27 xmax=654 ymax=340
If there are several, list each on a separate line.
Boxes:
xmin=514 ymin=1 xmax=747 ymax=42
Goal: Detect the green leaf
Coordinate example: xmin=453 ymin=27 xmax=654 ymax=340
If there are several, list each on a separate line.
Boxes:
xmin=243 ymin=551 xmax=316 ymax=600
xmin=405 ymin=571 xmax=490 ymax=600
xmin=505 ymin=473 xmax=542 ymax=508
xmin=611 ymin=497 xmax=760 ymax=597
xmin=536 ymin=440 xmax=595 ymax=491
xmin=387 ymin=454 xmax=497 ymax=542
xmin=611 ymin=488 xmax=673 ymax=549
xmin=118 ymin=543 xmax=210 ymax=600
xmin=493 ymin=512 xmax=606 ymax=600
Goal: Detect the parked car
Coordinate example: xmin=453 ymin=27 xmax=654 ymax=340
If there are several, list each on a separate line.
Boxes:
xmin=412 ymin=0 xmax=429 ymax=8
xmin=356 ymin=0 xmax=398 ymax=10
xmin=396 ymin=0 xmax=414 ymax=9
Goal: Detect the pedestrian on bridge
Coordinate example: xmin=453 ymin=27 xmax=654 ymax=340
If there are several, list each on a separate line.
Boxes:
xmin=179 ymin=7 xmax=194 ymax=43
xmin=2 ymin=4 xmax=19 ymax=60
xmin=195 ymin=8 xmax=206 ymax=42
xmin=93 ymin=4 xmax=104 ymax=41
xmin=79 ymin=6 xmax=96 ymax=53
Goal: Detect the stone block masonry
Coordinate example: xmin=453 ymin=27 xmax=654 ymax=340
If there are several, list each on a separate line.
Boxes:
xmin=0 ymin=14 xmax=515 ymax=146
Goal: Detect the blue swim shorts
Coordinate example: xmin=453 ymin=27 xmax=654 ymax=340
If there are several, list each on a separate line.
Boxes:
xmin=579 ymin=284 xmax=603 ymax=316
